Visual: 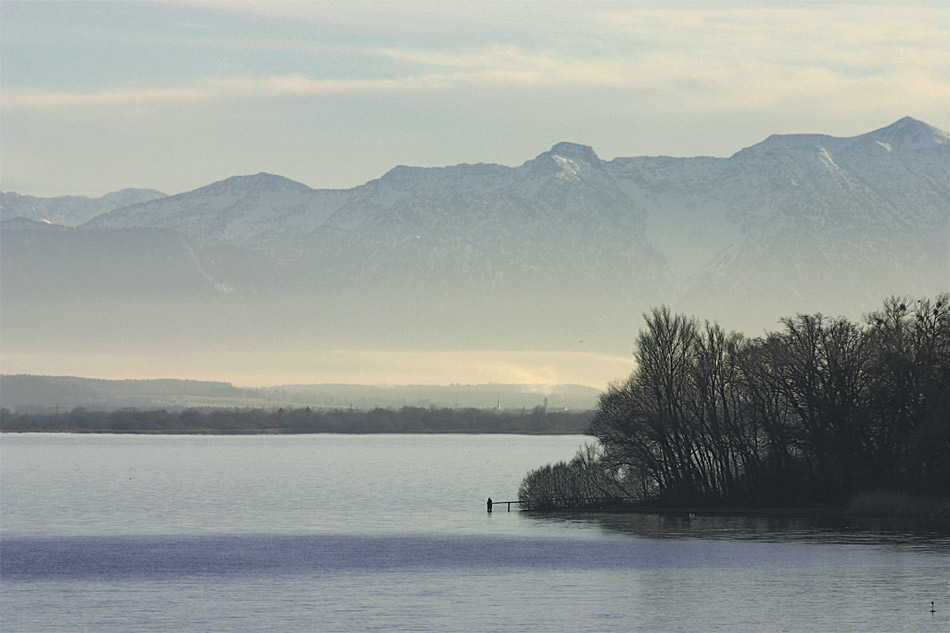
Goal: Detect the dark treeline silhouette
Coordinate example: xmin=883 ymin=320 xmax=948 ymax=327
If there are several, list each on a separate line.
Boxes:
xmin=0 ymin=404 xmax=590 ymax=435
xmin=519 ymin=296 xmax=950 ymax=512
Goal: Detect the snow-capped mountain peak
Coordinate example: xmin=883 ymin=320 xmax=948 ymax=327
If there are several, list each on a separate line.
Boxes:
xmin=520 ymin=142 xmax=608 ymax=186
xmin=547 ymin=142 xmax=600 ymax=163
xmin=185 ymin=172 xmax=314 ymax=197
xmin=733 ymin=116 xmax=948 ymax=161
xmin=862 ymin=116 xmax=948 ymax=150
xmin=82 ymin=172 xmax=344 ymax=247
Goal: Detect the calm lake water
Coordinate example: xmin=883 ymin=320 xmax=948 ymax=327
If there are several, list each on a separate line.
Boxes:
xmin=2 ymin=433 xmax=948 ymax=633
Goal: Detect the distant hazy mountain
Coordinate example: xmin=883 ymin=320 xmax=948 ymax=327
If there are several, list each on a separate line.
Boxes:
xmin=2 ymin=117 xmax=947 ymax=355
xmin=0 ymin=374 xmax=601 ymax=411
xmin=0 ymin=375 xmax=245 ymax=410
xmin=0 ymin=188 xmax=166 ymax=226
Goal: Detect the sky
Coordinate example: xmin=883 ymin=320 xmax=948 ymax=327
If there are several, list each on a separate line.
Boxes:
xmin=2 ymin=0 xmax=948 ymax=198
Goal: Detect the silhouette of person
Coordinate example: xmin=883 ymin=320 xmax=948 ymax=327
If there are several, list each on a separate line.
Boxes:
xmin=487 ymin=497 xmax=493 ymax=513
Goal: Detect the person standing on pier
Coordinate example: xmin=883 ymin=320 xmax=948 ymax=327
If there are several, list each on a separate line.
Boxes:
xmin=487 ymin=497 xmax=493 ymax=513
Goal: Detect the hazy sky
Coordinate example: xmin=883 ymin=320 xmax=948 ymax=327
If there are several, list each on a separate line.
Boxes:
xmin=2 ymin=0 xmax=948 ymax=197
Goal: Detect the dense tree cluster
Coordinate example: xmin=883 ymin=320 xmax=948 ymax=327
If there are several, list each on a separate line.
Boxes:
xmin=0 ymin=404 xmax=590 ymax=435
xmin=520 ymin=296 xmax=950 ymax=510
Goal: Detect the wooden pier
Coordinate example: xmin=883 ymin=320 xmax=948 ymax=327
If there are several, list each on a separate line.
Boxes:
xmin=491 ymin=500 xmax=524 ymax=512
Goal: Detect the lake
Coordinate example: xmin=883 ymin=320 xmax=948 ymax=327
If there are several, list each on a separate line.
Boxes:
xmin=2 ymin=433 xmax=948 ymax=632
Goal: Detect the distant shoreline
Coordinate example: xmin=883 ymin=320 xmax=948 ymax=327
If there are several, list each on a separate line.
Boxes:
xmin=0 ymin=405 xmax=594 ymax=435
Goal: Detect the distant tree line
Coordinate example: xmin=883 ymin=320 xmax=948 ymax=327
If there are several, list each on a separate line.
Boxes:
xmin=0 ymin=404 xmax=590 ymax=435
xmin=519 ymin=296 xmax=950 ymax=511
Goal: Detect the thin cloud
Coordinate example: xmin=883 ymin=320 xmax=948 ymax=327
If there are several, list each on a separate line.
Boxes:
xmin=6 ymin=86 xmax=215 ymax=109
xmin=5 ymin=4 xmax=946 ymax=113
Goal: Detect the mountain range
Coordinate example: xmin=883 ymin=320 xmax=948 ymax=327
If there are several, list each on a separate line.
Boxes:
xmin=0 ymin=188 xmax=167 ymax=226
xmin=2 ymin=116 xmax=947 ymax=364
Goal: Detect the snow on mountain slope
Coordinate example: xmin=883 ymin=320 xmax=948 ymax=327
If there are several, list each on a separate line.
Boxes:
xmin=4 ymin=117 xmax=945 ymax=349
xmin=72 ymin=118 xmax=946 ymax=277
xmin=302 ymin=141 xmax=667 ymax=304
xmin=83 ymin=173 xmax=352 ymax=254
xmin=725 ymin=117 xmax=948 ymax=229
xmin=673 ymin=117 xmax=949 ymax=324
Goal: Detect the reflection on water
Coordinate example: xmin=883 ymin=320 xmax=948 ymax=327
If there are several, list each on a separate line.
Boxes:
xmin=524 ymin=512 xmax=950 ymax=551
xmin=1 ymin=434 xmax=948 ymax=633
xmin=4 ymin=522 xmax=948 ymax=633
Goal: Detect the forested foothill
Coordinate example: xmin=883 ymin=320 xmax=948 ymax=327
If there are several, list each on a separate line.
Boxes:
xmin=519 ymin=296 xmax=950 ymax=516
xmin=0 ymin=404 xmax=590 ymax=435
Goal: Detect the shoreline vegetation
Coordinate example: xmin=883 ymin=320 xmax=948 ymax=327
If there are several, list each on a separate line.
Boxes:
xmin=0 ymin=405 xmax=591 ymax=435
xmin=518 ymin=498 xmax=950 ymax=522
xmin=518 ymin=296 xmax=950 ymax=520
